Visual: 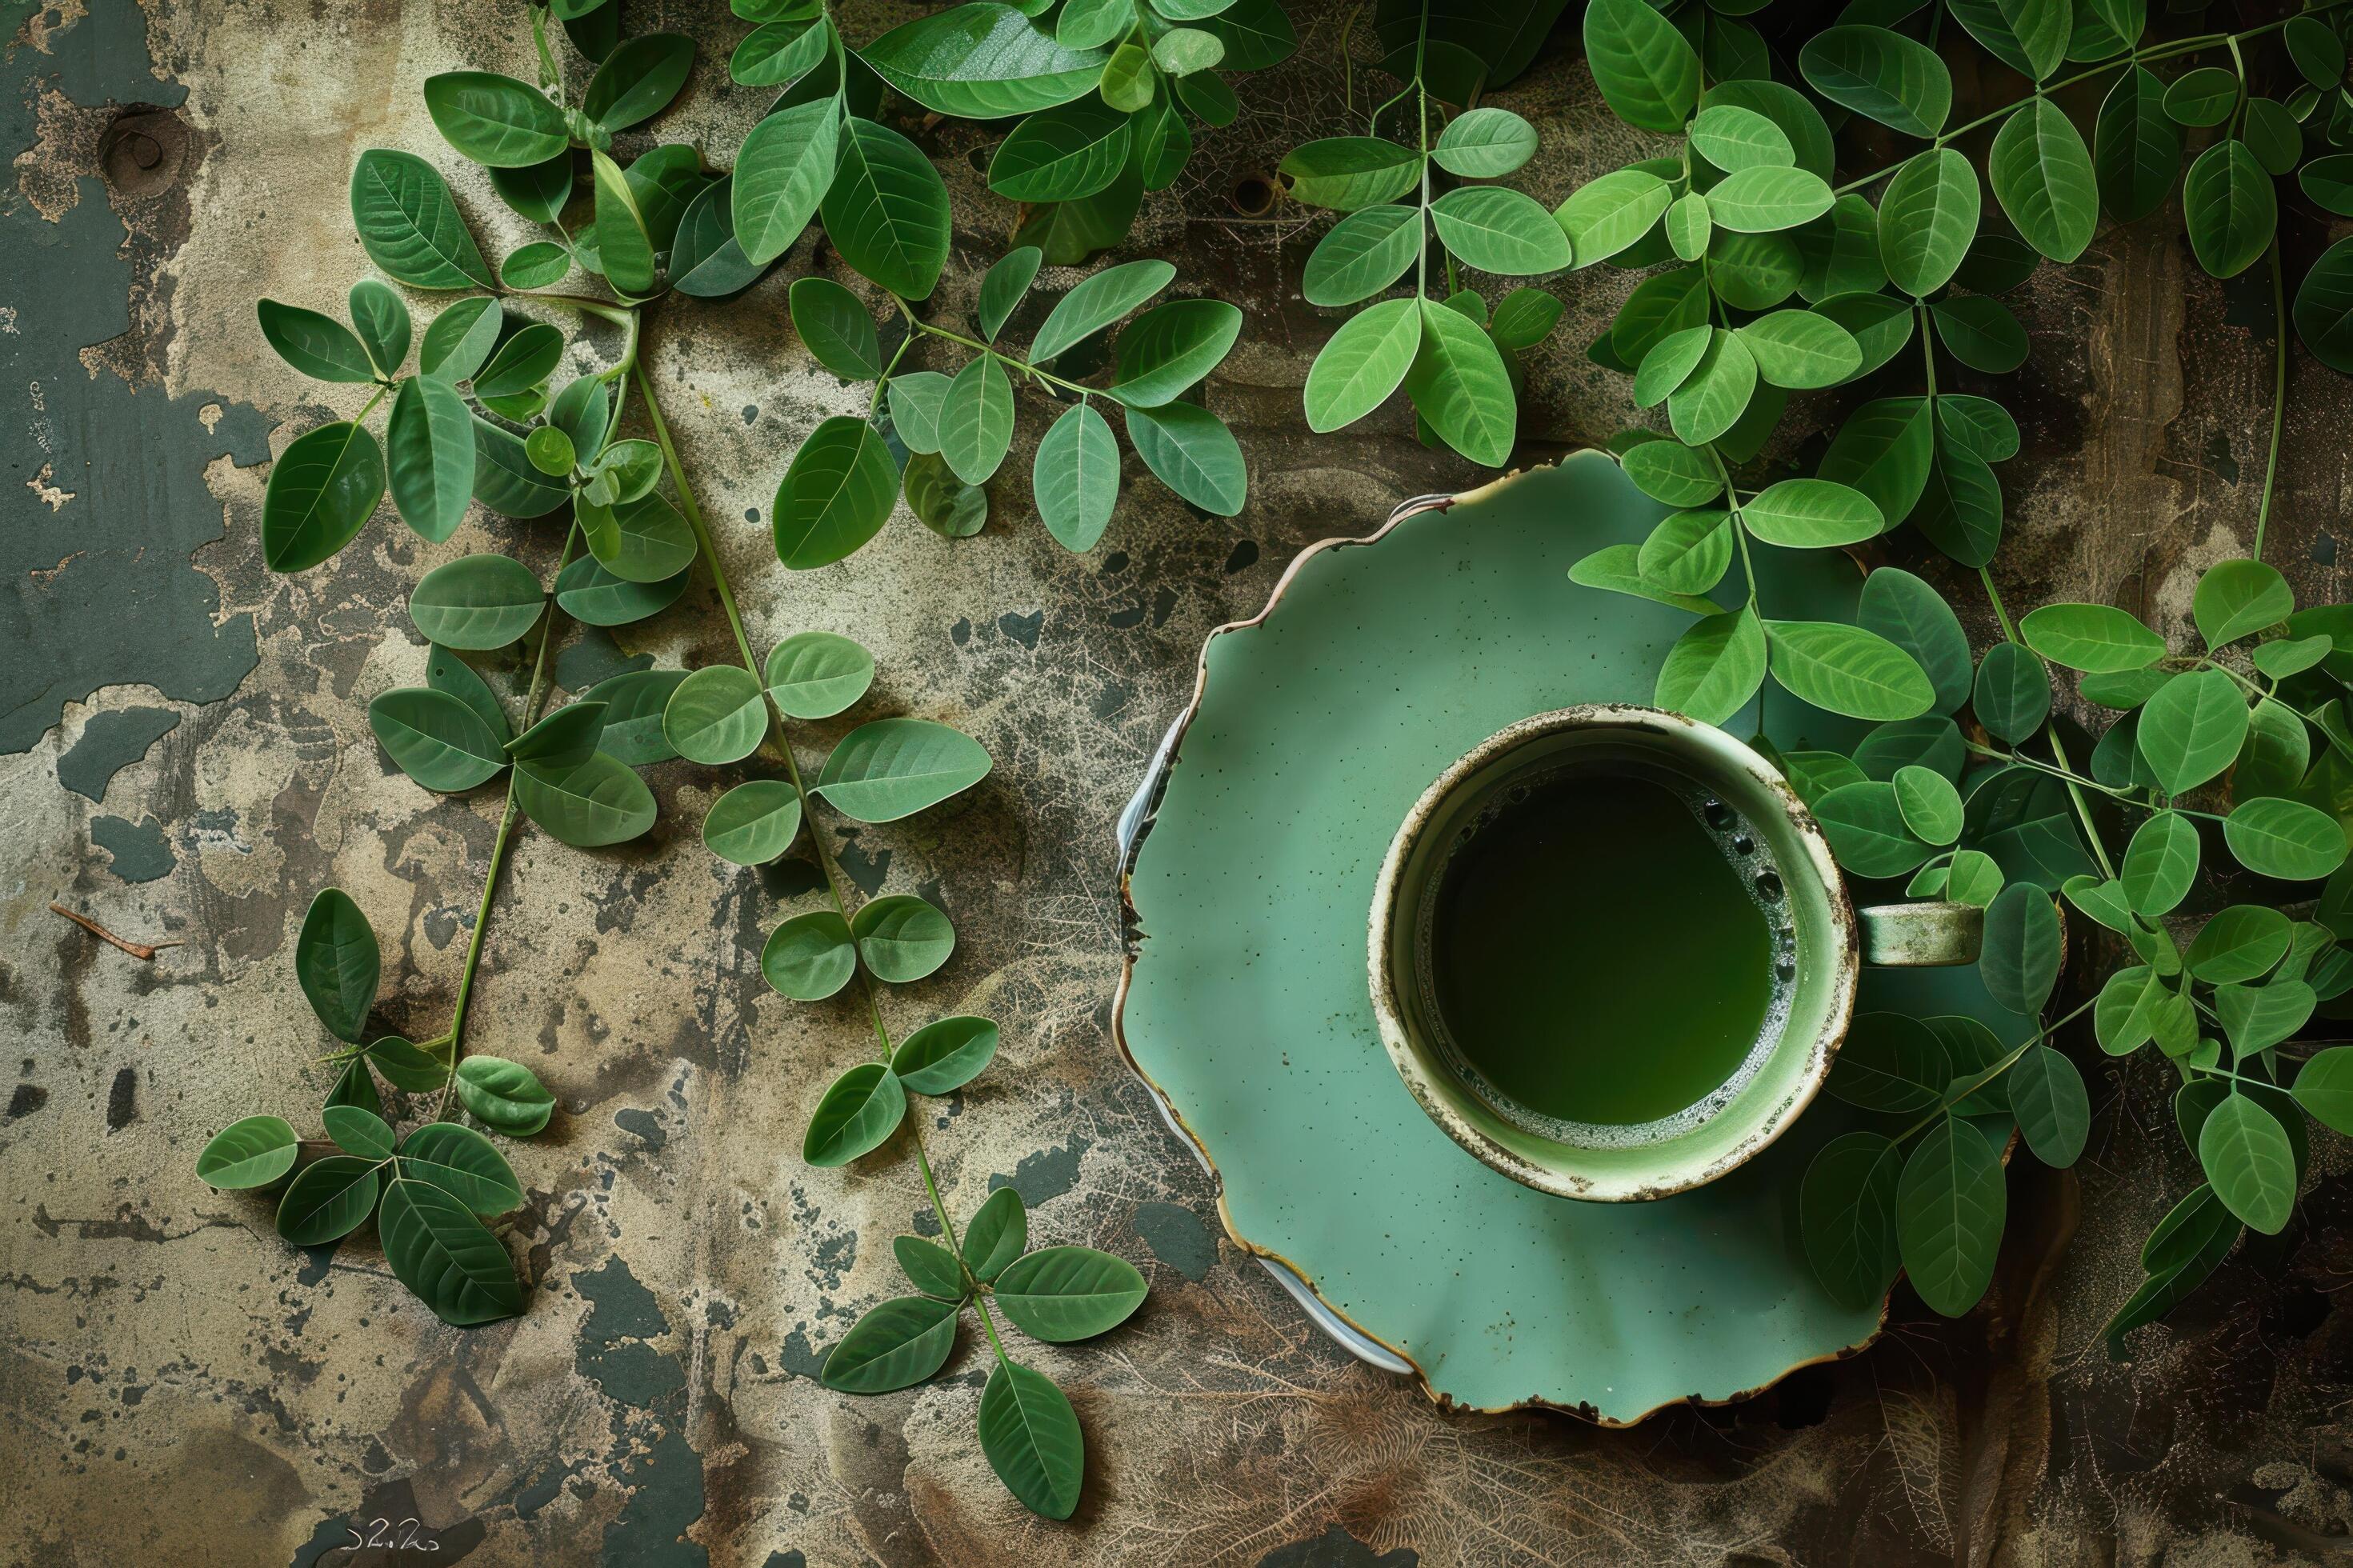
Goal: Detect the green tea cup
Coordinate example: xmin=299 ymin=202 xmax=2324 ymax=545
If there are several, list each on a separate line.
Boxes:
xmin=1369 ymin=704 xmax=1983 ymax=1202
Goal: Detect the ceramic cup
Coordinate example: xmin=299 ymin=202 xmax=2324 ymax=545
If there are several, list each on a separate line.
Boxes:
xmin=1368 ymin=704 xmax=1983 ymax=1202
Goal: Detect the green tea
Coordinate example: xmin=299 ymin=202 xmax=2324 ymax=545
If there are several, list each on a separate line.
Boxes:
xmin=1424 ymin=766 xmax=1783 ymax=1131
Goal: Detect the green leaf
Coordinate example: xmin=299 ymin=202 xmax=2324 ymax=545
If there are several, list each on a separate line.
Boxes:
xmin=418 ymin=297 xmax=502 ymax=384
xmin=993 ymin=1246 xmax=1148 ymax=1342
xmin=2287 ymin=14 xmax=2345 ymax=88
xmin=2198 ymin=1093 xmax=2296 ymax=1234
xmin=907 ymin=463 xmax=985 ymax=536
xmin=1110 ymin=298 xmax=1243 ymax=406
xmin=378 ymin=1178 xmax=522 ymax=1325
xmin=852 ymin=894 xmax=956 ymax=982
xmin=471 ymin=418 xmax=570 ymax=519
xmin=733 ymin=100 xmax=841 ymax=267
xmin=1636 ymin=510 xmax=1731 ymax=596
xmin=1057 ymin=0 xmax=1130 ymax=49
xmin=1819 ymin=395 xmax=1933 ymax=529
xmin=1973 ymin=642 xmax=2052 ymax=743
xmin=774 ymin=415 xmax=899 ymax=568
xmin=1631 ymin=324 xmax=1711 ymax=408
xmin=257 ymin=298 xmax=378 ymax=383
xmin=1895 ymin=764 xmax=1963 ymax=846
xmin=1799 ymin=1130 xmax=1904 ymax=1308
xmin=472 ymin=322 xmax=563 ymax=400
xmin=1931 ymin=295 xmax=2030 ymax=374
xmin=1855 ymin=714 xmax=1965 ymax=782
xmin=297 ymin=889 xmax=378 ymax=1043
xmin=511 ymin=752 xmax=657 ymax=847
xmin=1828 ymin=1011 xmax=1952 ymax=1112
xmin=382 ymin=374 xmax=475 ymax=544
xmin=1896 ymin=1115 xmax=2006 ymax=1316
xmin=449 ymin=1056 xmax=556 ymax=1136
xmin=262 ymin=422 xmax=385 ymax=573
xmin=765 ymin=631 xmax=874 ymax=719
xmin=1691 ymin=103 xmax=1794 ymax=172
xmin=803 ymin=1061 xmax=906 ymax=1166
xmin=1655 ymin=606 xmax=1767 ymax=726
xmin=2215 ymin=979 xmax=2316 ymax=1059
xmin=1034 ymin=402 xmax=1120 ymax=551
xmin=1125 ymin=400 xmax=1247 ymax=515
xmin=703 ymin=780 xmax=803 ymax=866
xmin=1278 ymin=136 xmax=1419 ymax=210
xmin=2187 ymin=904 xmax=2293 ymax=983
xmin=554 ymin=555 xmax=688 ymax=629
xmin=894 ymin=1235 xmax=968 ymax=1300
xmin=358 ymin=1036 xmax=446 ymax=1095
xmin=276 ymin=1154 xmax=382 ymax=1247
xmin=824 ymin=117 xmax=953 ymax=300
xmin=197 ymin=1115 xmax=301 ymax=1189
xmin=885 ymin=371 xmax=951 ymax=455
xmin=1663 ymin=192 xmax=1710 ymax=262
xmin=409 ymin=554 xmax=543 ymax=651
xmin=2183 ymin=140 xmax=2275 ymax=280
xmin=1799 ymin=26 xmax=1951 ymax=138
xmin=962 ymin=1186 xmax=1028 ymax=1281
xmin=1739 ymin=478 xmax=1880 ymax=547
xmin=1432 ymin=106 xmax=1539 ymax=177
xmin=2293 ymin=1046 xmax=2353 ymax=1133
xmin=763 ymin=910 xmax=858 ymax=1001
xmin=732 ymin=17 xmax=830 ymax=85
xmin=1030 ymin=259 xmax=1175 ymax=361
xmin=579 ymin=669 xmax=685 ymax=765
xmin=821 ymin=1294 xmax=958 ymax=1391
xmin=894 ymin=1015 xmax=1000 ymax=1094
xmin=2193 ymin=559 xmax=2293 ymax=649
xmin=663 ymin=665 xmax=767 ymax=766
xmin=326 ymin=1055 xmax=379 ymax=1113
xmin=582 ymin=29 xmax=693 ymax=129
xmin=422 ymin=71 xmax=568 ymax=166
xmin=1736 ymin=309 xmax=1861 ymax=389
xmin=978 ymin=1361 xmax=1086 ymax=1519
xmin=350 ymin=149 xmax=494 ymax=291
xmin=1151 ymin=26 xmax=1223 ymax=74
xmin=1429 ymin=186 xmax=1573 ymax=275
xmin=2093 ymin=66 xmax=2179 ymax=223
xmin=862 ymin=4 xmax=1110 ymax=118
xmin=1619 ymin=437 xmax=1722 ymax=507
xmin=1858 ymin=569 xmax=1971 ymax=714
xmin=2252 ymin=636 xmax=2332 ymax=682
xmin=1301 ymin=205 xmax=1421 ymax=307
xmin=1982 ymin=882 xmax=2061 ymax=1014
xmin=2103 ymin=1184 xmax=2239 ymax=1356
xmin=978 ymin=246 xmax=1043 ymax=341
xmin=1665 ymin=330 xmax=1756 ymax=446
xmin=1937 ymin=394 xmax=2020 ymax=462
xmin=398 ymin=1122 xmax=523 ymax=1214
xmin=347 ymin=278 xmax=411 ymax=372
xmin=789 ymin=278 xmax=882 ymax=379
xmin=818 ymin=718 xmax=992 ymax=822
xmin=1947 ymin=0 xmax=2067 ymax=83
xmin=1555 ymin=168 xmax=1673 ymax=267
xmin=1404 ymin=298 xmax=1515 ymax=466
xmin=2136 ymin=669 xmax=2249 ymax=796
xmin=1703 ymin=165 xmax=1834 ymax=233
xmin=1583 ymin=0 xmax=1700 ymax=133
xmin=2163 ymin=66 xmax=2239 ymax=127
xmin=2121 ymin=810 xmax=2199 ymax=917
xmin=1879 ymin=149 xmax=1980 ymax=298
xmin=1815 ymin=780 xmax=1934 ymax=878
xmin=2224 ymin=797 xmax=2350 ymax=881
xmin=2019 ymin=602 xmax=2164 ymax=672
xmin=2009 ymin=1045 xmax=2088 ymax=1166
xmin=938 ymin=354 xmax=1016 ymax=486
xmin=370 ymin=686 xmax=506 ymax=793
xmin=1764 ymin=620 xmax=1935 ymax=721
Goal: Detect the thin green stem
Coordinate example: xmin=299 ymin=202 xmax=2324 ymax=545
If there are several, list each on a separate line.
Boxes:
xmin=2258 ymin=239 xmax=2287 ymax=562
xmin=1414 ymin=0 xmax=1431 ymax=301
xmin=868 ymin=334 xmax=914 ymax=414
xmin=434 ymin=523 xmax=580 ymax=1121
xmin=1977 ymin=566 xmax=2118 ymax=878
xmin=633 ymin=360 xmax=984 ymax=1310
xmin=896 ymin=303 xmax=1095 ymax=398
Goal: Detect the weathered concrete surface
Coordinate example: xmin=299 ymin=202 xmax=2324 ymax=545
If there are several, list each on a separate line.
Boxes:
xmin=9 ymin=2 xmax=2353 ymax=1563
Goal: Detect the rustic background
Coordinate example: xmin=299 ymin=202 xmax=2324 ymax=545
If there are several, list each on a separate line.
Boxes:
xmin=9 ymin=0 xmax=2353 ymax=1562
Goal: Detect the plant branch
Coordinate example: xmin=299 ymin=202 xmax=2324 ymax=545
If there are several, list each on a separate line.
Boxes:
xmin=634 ymin=359 xmax=984 ymax=1304
xmin=434 ymin=522 xmax=579 ymax=1121
xmin=48 ymin=903 xmax=182 ymax=962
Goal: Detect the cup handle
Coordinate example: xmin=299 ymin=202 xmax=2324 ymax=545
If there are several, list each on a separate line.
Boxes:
xmin=1859 ymin=902 xmax=1983 ymax=966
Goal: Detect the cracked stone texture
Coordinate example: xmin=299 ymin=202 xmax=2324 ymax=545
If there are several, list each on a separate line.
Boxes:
xmin=10 ymin=1 xmax=2353 ymax=1564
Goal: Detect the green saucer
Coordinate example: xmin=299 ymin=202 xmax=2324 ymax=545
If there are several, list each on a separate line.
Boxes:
xmin=1117 ymin=455 xmax=2022 ymax=1422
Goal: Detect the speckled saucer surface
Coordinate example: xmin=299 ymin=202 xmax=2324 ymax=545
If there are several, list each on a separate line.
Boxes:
xmin=1117 ymin=454 xmax=2021 ymax=1421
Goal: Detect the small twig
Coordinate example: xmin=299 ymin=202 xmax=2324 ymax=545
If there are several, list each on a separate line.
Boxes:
xmin=48 ymin=902 xmax=181 ymax=962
